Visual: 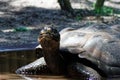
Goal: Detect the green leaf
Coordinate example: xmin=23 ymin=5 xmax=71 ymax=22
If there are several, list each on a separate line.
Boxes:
xmin=94 ymin=5 xmax=113 ymax=15
xmin=14 ymin=27 xmax=28 ymax=32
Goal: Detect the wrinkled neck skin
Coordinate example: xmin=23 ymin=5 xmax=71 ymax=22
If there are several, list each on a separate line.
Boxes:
xmin=42 ymin=43 xmax=66 ymax=75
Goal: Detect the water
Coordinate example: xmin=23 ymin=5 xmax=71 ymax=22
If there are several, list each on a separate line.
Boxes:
xmin=0 ymin=49 xmax=71 ymax=80
xmin=0 ymin=49 xmax=35 ymax=80
xmin=0 ymin=49 xmax=120 ymax=80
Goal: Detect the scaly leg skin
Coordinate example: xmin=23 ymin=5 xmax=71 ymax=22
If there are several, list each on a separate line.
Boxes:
xmin=67 ymin=62 xmax=102 ymax=80
xmin=35 ymin=45 xmax=43 ymax=58
xmin=16 ymin=57 xmax=51 ymax=75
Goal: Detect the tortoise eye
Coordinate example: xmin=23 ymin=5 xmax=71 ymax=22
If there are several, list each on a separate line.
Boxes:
xmin=44 ymin=27 xmax=51 ymax=31
xmin=47 ymin=27 xmax=52 ymax=31
xmin=44 ymin=27 xmax=52 ymax=33
xmin=40 ymin=29 xmax=45 ymax=34
xmin=41 ymin=27 xmax=58 ymax=35
xmin=44 ymin=27 xmax=47 ymax=30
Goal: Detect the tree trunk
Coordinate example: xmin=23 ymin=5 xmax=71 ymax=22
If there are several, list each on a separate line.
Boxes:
xmin=95 ymin=0 xmax=105 ymax=10
xmin=58 ymin=0 xmax=74 ymax=15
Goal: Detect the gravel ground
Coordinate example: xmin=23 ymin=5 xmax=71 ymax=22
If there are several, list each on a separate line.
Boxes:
xmin=0 ymin=0 xmax=120 ymax=47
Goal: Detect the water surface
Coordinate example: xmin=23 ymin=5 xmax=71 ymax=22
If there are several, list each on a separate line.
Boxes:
xmin=0 ymin=49 xmax=120 ymax=80
xmin=0 ymin=49 xmax=70 ymax=80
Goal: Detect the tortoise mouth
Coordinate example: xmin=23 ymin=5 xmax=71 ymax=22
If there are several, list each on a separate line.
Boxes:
xmin=39 ymin=33 xmax=54 ymax=44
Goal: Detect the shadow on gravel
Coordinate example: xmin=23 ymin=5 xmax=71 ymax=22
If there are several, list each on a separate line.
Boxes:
xmin=0 ymin=0 xmax=119 ymax=30
xmin=0 ymin=6 xmax=75 ymax=31
xmin=0 ymin=1 xmax=74 ymax=31
xmin=0 ymin=0 xmax=120 ymax=47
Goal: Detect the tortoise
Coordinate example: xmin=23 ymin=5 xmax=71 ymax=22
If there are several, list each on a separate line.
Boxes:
xmin=16 ymin=25 xmax=120 ymax=79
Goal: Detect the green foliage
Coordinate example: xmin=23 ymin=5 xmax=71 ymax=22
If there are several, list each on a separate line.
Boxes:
xmin=96 ymin=7 xmax=113 ymax=15
xmin=93 ymin=3 xmax=113 ymax=15
xmin=76 ymin=15 xmax=82 ymax=20
xmin=14 ymin=27 xmax=28 ymax=32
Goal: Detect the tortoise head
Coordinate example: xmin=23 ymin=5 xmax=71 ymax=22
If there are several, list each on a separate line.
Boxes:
xmin=38 ymin=27 xmax=60 ymax=50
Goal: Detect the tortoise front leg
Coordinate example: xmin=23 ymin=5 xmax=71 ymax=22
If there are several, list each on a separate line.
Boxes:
xmin=16 ymin=57 xmax=51 ymax=75
xmin=35 ymin=44 xmax=43 ymax=58
xmin=67 ymin=62 xmax=102 ymax=80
